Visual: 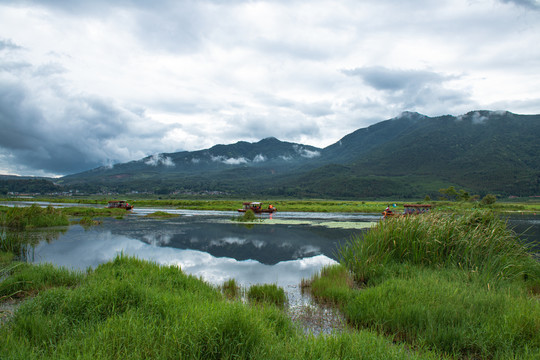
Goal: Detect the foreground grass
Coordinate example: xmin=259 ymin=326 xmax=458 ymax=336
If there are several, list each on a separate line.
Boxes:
xmin=307 ymin=211 xmax=540 ymax=359
xmin=0 ymin=255 xmax=443 ymax=360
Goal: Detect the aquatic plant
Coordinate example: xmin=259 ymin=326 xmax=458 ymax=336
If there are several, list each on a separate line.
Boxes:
xmin=247 ymin=283 xmax=287 ymax=308
xmin=144 ymin=211 xmax=179 ymax=218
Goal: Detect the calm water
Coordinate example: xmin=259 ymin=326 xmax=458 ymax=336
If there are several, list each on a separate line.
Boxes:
xmin=28 ymin=208 xmax=379 ymax=289
xmin=5 ymin=203 xmax=539 ymax=288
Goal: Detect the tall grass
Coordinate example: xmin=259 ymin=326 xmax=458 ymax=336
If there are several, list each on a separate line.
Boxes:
xmin=247 ymin=283 xmax=287 ymax=308
xmin=0 ymin=205 xmax=69 ymax=230
xmin=338 ymin=211 xmax=540 ymax=287
xmin=306 ymin=211 xmax=540 ymax=358
xmin=0 ymin=256 xmax=441 ymax=359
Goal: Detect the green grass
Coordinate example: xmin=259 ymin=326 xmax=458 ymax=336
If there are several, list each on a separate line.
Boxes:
xmin=247 ymin=283 xmax=287 ymax=308
xmin=0 ymin=256 xmax=441 ymax=359
xmin=3 ymin=196 xmax=540 ymax=213
xmin=0 ymin=262 xmax=83 ymax=300
xmin=0 ymin=205 xmax=69 ymax=230
xmin=306 ymin=211 xmax=540 ymax=359
xmin=221 ymin=278 xmax=240 ymax=299
xmin=338 ymin=211 xmax=540 ymax=287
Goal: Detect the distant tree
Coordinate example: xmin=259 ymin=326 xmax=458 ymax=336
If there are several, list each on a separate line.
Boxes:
xmin=439 ymin=186 xmax=459 ymax=201
xmin=459 ymin=189 xmax=470 ymax=202
xmin=424 ymin=195 xmax=431 ymax=202
xmin=481 ymin=194 xmax=497 ymax=205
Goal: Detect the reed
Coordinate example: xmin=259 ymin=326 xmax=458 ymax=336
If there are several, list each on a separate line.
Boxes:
xmin=0 ymin=205 xmax=69 ymax=230
xmin=221 ymin=278 xmax=240 ymax=299
xmin=338 ymin=210 xmax=540 ymax=287
xmin=247 ymin=283 xmax=287 ymax=308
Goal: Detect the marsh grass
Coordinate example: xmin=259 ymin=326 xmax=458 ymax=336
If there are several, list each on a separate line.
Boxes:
xmin=231 ymin=209 xmax=261 ymax=223
xmin=0 ymin=205 xmax=68 ymax=230
xmin=221 ymin=278 xmax=240 ymax=299
xmin=247 ymin=283 xmax=287 ymax=308
xmin=338 ymin=211 xmax=540 ymax=287
xmin=144 ymin=211 xmax=179 ymax=218
xmin=0 ymin=262 xmax=83 ymax=300
xmin=77 ymin=217 xmax=102 ymax=227
xmin=307 ymin=211 xmax=540 ymax=358
xmin=0 ymin=256 xmax=442 ymax=359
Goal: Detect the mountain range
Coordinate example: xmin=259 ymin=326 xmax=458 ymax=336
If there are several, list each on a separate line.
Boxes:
xmin=28 ymin=110 xmax=540 ymax=199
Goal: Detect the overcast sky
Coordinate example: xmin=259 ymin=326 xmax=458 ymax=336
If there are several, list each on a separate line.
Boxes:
xmin=1 ymin=0 xmax=539 ymax=177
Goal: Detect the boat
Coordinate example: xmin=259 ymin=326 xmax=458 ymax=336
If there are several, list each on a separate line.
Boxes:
xmin=237 ymin=202 xmax=276 ymax=213
xmin=107 ymin=200 xmax=133 ymax=210
xmin=382 ymin=204 xmax=431 ymax=219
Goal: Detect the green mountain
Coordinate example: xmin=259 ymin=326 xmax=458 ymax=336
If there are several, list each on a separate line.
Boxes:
xmin=58 ymin=111 xmax=540 ymax=199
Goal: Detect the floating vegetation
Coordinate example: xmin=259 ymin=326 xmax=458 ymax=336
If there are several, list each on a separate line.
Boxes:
xmin=144 ymin=211 xmax=180 ymax=218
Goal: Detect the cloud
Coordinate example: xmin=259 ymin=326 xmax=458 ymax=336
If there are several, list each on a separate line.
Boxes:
xmin=0 ymin=38 xmax=22 ymax=51
xmin=293 ymin=145 xmax=320 ymax=158
xmin=144 ymin=154 xmax=175 ymax=167
xmin=499 ymin=0 xmax=540 ymax=10
xmin=211 ymin=155 xmax=248 ymax=165
xmin=342 ymin=66 xmax=452 ymax=92
xmin=253 ymin=154 xmax=266 ymax=162
xmin=0 ymin=59 xmax=175 ymax=175
xmin=342 ymin=66 xmax=472 ymax=115
xmin=1 ymin=0 xmax=540 ymax=176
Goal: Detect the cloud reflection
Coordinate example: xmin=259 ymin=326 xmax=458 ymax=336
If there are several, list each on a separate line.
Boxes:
xmin=32 ymin=228 xmax=336 ymax=287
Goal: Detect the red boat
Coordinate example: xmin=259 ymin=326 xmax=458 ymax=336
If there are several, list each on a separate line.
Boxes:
xmin=107 ymin=200 xmax=133 ymax=210
xmin=237 ymin=202 xmax=276 ymax=213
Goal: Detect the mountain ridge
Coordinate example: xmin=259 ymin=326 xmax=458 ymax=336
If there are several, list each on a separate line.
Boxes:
xmin=51 ymin=110 xmax=540 ymax=198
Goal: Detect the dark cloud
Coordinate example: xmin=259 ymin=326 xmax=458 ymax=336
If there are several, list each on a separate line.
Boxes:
xmin=499 ymin=0 xmax=540 ymax=10
xmin=0 ymin=73 xmax=172 ymax=175
xmin=342 ymin=66 xmax=471 ymax=115
xmin=0 ymin=39 xmax=22 ymax=51
xmin=342 ymin=66 xmax=449 ymax=91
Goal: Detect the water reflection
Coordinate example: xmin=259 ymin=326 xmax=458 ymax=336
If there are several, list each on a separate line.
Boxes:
xmin=1 ymin=227 xmax=66 ymax=263
xmin=32 ymin=225 xmax=337 ymax=287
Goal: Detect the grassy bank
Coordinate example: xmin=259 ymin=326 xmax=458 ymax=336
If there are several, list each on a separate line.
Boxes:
xmin=3 ymin=196 xmax=540 ymax=213
xmin=307 ymin=211 xmax=540 ymax=359
xmin=0 ymin=255 xmax=443 ymax=359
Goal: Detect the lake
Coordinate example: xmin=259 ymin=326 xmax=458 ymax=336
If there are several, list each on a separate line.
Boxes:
xmin=6 ymin=204 xmax=540 ymax=293
xmin=27 ymin=208 xmax=379 ymax=291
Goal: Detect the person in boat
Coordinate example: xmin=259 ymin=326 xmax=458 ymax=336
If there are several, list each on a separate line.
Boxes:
xmin=268 ymin=204 xmax=273 ymax=210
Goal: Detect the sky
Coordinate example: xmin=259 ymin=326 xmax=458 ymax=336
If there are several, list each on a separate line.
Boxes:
xmin=1 ymin=0 xmax=540 ymax=177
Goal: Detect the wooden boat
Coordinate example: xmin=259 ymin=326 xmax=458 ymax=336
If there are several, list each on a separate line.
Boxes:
xmin=237 ymin=202 xmax=276 ymax=213
xmin=107 ymin=200 xmax=133 ymax=210
xmin=383 ymin=204 xmax=431 ymax=219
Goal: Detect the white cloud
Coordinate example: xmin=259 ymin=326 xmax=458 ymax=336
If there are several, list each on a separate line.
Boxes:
xmin=253 ymin=154 xmax=266 ymax=162
xmin=294 ymin=145 xmax=321 ymax=159
xmin=0 ymin=0 xmax=539 ymax=175
xmin=144 ymin=154 xmax=175 ymax=167
xmin=211 ymin=155 xmax=248 ymax=165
